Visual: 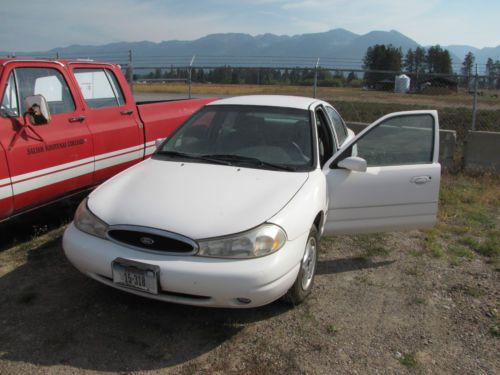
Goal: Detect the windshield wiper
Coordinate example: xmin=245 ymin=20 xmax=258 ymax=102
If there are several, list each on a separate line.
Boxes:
xmin=155 ymin=150 xmax=231 ymax=165
xmin=202 ymin=154 xmax=296 ymax=171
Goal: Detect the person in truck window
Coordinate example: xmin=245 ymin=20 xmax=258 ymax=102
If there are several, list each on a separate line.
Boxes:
xmin=28 ymin=103 xmax=48 ymax=125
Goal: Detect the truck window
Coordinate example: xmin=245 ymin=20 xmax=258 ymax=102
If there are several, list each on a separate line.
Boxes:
xmin=74 ymin=68 xmax=125 ymax=109
xmin=14 ymin=68 xmax=75 ymax=114
xmin=1 ymin=73 xmax=19 ymax=117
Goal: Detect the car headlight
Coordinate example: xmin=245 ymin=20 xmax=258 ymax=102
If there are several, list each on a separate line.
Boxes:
xmin=74 ymin=198 xmax=109 ymax=239
xmin=197 ymin=224 xmax=287 ymax=258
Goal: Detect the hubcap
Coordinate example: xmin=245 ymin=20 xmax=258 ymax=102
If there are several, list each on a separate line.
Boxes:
xmin=301 ymin=237 xmax=317 ymax=290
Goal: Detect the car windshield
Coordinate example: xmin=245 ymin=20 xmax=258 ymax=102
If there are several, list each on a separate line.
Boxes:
xmin=157 ymin=105 xmax=313 ymax=171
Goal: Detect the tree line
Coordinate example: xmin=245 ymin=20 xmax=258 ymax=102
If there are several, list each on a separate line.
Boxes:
xmin=133 ymin=46 xmax=500 ymax=90
xmin=363 ymin=44 xmax=454 ymax=87
xmin=363 ymin=44 xmax=500 ymax=89
xmin=485 ymin=58 xmax=500 ymax=89
xmin=136 ymin=66 xmax=363 ymax=87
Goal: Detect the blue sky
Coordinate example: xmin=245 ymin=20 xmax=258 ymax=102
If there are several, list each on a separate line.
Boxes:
xmin=1 ymin=0 xmax=498 ymax=52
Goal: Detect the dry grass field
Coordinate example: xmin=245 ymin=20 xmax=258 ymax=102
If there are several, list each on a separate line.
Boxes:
xmin=134 ymin=82 xmax=500 ymax=110
xmin=135 ymin=83 xmax=500 ymax=145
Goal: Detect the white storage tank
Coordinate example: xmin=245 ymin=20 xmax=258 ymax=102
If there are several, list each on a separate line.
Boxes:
xmin=394 ymin=74 xmax=410 ymax=93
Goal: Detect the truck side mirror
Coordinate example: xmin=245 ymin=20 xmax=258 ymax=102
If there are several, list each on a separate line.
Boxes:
xmin=24 ymin=95 xmax=51 ymax=125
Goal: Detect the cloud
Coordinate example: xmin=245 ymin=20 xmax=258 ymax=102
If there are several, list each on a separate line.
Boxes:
xmin=0 ymin=0 xmax=497 ymax=52
xmin=282 ymin=1 xmax=324 ymax=10
xmin=0 ymin=0 xmax=229 ymax=51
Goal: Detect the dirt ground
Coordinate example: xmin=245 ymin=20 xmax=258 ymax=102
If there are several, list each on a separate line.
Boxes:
xmin=0 ymin=175 xmax=498 ymax=374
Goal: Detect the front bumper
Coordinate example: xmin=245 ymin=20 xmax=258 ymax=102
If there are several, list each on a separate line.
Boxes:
xmin=63 ymin=223 xmax=309 ymax=308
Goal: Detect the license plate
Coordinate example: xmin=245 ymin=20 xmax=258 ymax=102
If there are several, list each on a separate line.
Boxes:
xmin=112 ymin=258 xmax=159 ymax=294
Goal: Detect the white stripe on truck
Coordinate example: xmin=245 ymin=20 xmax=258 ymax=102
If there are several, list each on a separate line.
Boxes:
xmin=1 ymin=143 xmax=150 ymax=200
xmin=0 ymin=185 xmax=12 ymax=200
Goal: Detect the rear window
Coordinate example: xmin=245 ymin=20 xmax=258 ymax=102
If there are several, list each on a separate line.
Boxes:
xmin=74 ymin=68 xmax=125 ymax=109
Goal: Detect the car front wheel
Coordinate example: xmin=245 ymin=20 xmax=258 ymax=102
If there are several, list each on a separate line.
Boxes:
xmin=285 ymin=226 xmax=318 ymax=305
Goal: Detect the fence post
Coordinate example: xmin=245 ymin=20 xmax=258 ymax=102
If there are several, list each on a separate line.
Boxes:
xmin=313 ymin=57 xmax=320 ymax=98
xmin=188 ymin=55 xmax=195 ymax=99
xmin=471 ymin=64 xmax=478 ymax=131
xmin=127 ymin=49 xmax=134 ymax=94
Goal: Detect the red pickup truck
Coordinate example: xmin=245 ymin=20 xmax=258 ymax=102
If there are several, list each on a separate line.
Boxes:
xmin=0 ymin=58 xmax=214 ymax=221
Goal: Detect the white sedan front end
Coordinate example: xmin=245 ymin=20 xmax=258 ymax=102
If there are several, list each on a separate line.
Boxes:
xmin=63 ymin=96 xmax=323 ymax=308
xmin=63 ymin=220 xmax=310 ymax=308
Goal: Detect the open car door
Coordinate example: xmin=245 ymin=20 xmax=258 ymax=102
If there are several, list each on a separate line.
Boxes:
xmin=323 ymin=110 xmax=440 ymax=235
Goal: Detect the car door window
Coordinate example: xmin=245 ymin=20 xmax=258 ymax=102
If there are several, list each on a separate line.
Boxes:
xmin=74 ymin=68 xmax=125 ymax=109
xmin=325 ymin=106 xmax=348 ymax=145
xmin=348 ymin=114 xmax=434 ymax=167
xmin=315 ymin=108 xmax=335 ymax=167
xmin=1 ymin=72 xmax=19 ymax=117
xmin=14 ymin=68 xmax=75 ymax=114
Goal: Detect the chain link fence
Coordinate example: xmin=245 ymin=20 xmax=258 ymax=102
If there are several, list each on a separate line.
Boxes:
xmin=14 ymin=50 xmax=500 ymax=170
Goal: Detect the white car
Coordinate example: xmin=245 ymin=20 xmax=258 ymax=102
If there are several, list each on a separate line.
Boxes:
xmin=63 ymin=95 xmax=440 ymax=308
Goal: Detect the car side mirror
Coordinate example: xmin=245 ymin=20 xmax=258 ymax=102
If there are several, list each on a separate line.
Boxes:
xmin=337 ymin=156 xmax=367 ymax=172
xmin=155 ymin=138 xmax=166 ymax=149
xmin=24 ymin=95 xmax=51 ymax=125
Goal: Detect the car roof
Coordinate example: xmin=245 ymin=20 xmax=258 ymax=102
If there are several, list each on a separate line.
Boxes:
xmin=208 ymin=95 xmax=322 ymax=110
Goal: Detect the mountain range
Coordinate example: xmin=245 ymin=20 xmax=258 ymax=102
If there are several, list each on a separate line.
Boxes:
xmin=2 ymin=29 xmax=499 ymax=71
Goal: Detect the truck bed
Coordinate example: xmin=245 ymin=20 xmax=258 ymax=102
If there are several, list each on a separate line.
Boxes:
xmin=137 ymin=98 xmax=217 ymax=145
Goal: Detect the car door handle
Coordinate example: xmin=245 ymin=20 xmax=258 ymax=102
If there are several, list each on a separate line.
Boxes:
xmin=120 ymin=109 xmax=134 ymax=115
xmin=410 ymin=176 xmax=432 ymax=185
xmin=68 ymin=115 xmax=86 ymax=123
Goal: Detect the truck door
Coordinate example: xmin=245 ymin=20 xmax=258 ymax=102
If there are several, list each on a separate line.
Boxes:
xmin=0 ymin=68 xmax=14 ymax=220
xmin=0 ymin=143 xmax=13 ymax=220
xmin=0 ymin=63 xmax=93 ymax=213
xmin=71 ymin=65 xmax=144 ymax=184
xmin=323 ymin=110 xmax=441 ymax=235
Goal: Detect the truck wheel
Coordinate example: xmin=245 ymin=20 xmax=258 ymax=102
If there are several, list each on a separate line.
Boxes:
xmin=285 ymin=226 xmax=318 ymax=306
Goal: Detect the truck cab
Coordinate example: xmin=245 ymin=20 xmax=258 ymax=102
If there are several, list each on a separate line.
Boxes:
xmin=0 ymin=58 xmax=214 ymax=221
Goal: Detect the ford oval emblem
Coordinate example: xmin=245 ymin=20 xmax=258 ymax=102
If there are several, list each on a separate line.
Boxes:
xmin=140 ymin=236 xmax=155 ymax=246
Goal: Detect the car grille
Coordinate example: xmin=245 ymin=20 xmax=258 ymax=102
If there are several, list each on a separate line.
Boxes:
xmin=107 ymin=227 xmax=196 ymax=254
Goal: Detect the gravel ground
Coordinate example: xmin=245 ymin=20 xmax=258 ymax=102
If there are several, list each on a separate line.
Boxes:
xmin=0 ymin=226 xmax=498 ymax=374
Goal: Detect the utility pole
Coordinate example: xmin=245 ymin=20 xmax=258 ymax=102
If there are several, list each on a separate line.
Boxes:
xmin=313 ymin=57 xmax=320 ymax=98
xmin=127 ymin=50 xmax=134 ymax=92
xmin=188 ymin=55 xmax=196 ymax=99
xmin=471 ymin=64 xmax=478 ymax=131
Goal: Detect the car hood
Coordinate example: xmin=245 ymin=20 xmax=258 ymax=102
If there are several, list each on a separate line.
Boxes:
xmin=88 ymin=159 xmax=309 ymax=239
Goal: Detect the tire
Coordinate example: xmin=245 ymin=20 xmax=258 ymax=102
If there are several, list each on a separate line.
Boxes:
xmin=285 ymin=226 xmax=318 ymax=306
